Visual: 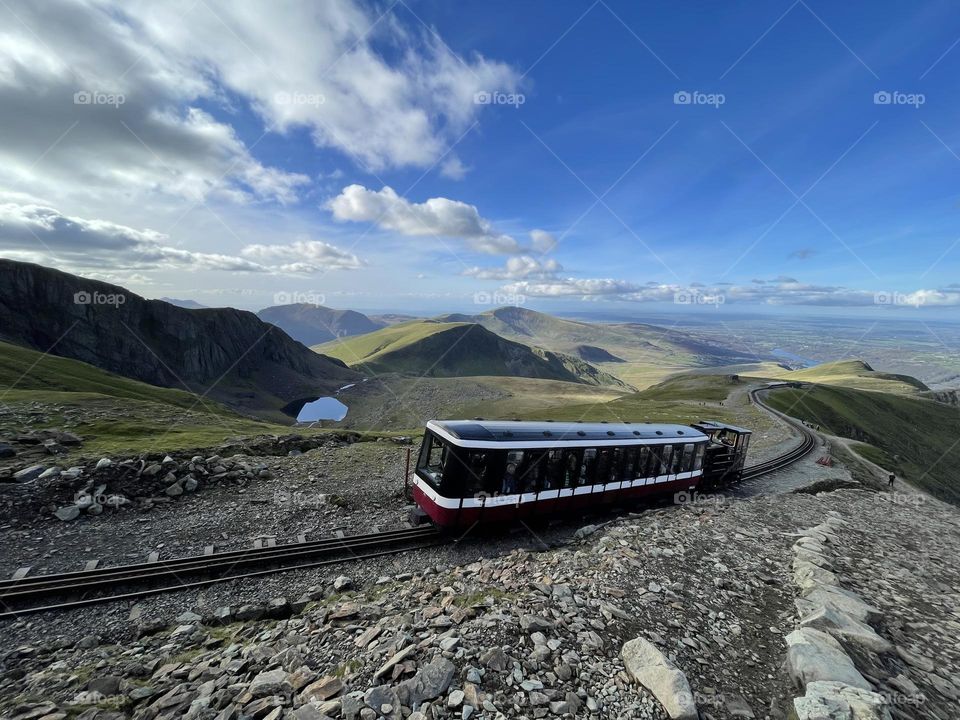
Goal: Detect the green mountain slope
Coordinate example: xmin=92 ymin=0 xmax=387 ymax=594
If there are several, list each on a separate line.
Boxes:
xmin=434 ymin=306 xmax=756 ymax=387
xmin=749 ymin=359 xmax=929 ymax=395
xmin=314 ymin=321 xmax=628 ymax=387
xmin=765 ymin=384 xmax=959 ymax=504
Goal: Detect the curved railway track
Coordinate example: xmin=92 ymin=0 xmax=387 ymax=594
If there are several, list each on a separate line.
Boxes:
xmin=0 ymin=385 xmax=817 ymax=619
xmin=742 ymin=385 xmax=819 ymax=479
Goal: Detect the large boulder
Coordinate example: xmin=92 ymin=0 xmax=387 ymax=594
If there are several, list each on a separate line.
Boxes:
xmin=798 ymin=604 xmax=892 ymax=654
xmin=621 ymin=637 xmax=698 ymax=720
xmin=797 ymin=585 xmax=883 ymax=625
xmin=785 ymin=628 xmax=871 ymax=691
xmin=396 ymin=657 xmax=456 ymax=709
xmin=794 ymin=680 xmax=892 ymax=720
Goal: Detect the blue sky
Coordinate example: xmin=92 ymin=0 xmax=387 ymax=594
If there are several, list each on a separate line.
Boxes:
xmin=0 ymin=0 xmax=958 ymax=316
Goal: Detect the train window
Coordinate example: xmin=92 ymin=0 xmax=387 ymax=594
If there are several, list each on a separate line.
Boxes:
xmin=579 ymin=448 xmax=598 ymax=486
xmin=621 ymin=447 xmax=637 ymax=482
xmin=658 ymin=445 xmax=673 ymax=475
xmin=693 ymin=443 xmax=705 ymax=471
xmin=595 ymin=448 xmax=615 ymax=485
xmin=518 ymin=451 xmax=547 ymax=493
xmin=681 ymin=443 xmax=695 ymax=472
xmin=417 ymin=432 xmax=447 ymax=487
xmin=544 ymin=450 xmax=565 ymax=490
xmin=636 ymin=446 xmax=652 ymax=478
xmin=563 ymin=449 xmax=581 ymax=488
xmin=502 ymin=450 xmax=524 ymax=494
xmin=460 ymin=450 xmax=490 ymax=497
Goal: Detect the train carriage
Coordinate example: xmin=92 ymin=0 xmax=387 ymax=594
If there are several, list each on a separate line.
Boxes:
xmin=411 ymin=419 xmax=749 ymax=529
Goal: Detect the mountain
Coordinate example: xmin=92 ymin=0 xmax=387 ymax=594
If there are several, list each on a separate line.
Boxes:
xmin=0 ymin=260 xmax=358 ymax=419
xmin=257 ymin=303 xmax=386 ymax=345
xmin=161 ymin=297 xmax=207 ymax=309
xmin=433 ymin=306 xmax=756 ymax=387
xmin=314 ymin=320 xmax=629 ymax=387
xmin=758 ymin=359 xmax=930 ymax=395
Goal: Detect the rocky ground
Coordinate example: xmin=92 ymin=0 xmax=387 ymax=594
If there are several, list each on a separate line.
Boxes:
xmin=0 ymin=404 xmax=956 ymax=720
xmin=3 ymin=482 xmax=958 ymax=720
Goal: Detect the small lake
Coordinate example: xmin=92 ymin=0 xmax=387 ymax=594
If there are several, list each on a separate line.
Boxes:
xmin=294 ymin=396 xmax=348 ymax=422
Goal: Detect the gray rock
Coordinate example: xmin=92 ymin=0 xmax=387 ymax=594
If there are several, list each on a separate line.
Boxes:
xmin=249 ymin=669 xmax=292 ymax=698
xmin=54 ymin=505 xmax=81 ymax=521
xmin=794 ymin=680 xmax=891 ymax=720
xmin=165 ymin=482 xmax=184 ymax=497
xmin=0 ymin=443 xmax=15 ymax=458
xmin=785 ymin=628 xmax=871 ymax=691
xmin=14 ymin=465 xmax=45 ymax=483
xmin=520 ymin=614 xmax=555 ymax=632
xmin=621 ymin=636 xmax=698 ymax=720
xmin=798 ymin=604 xmax=892 ymax=653
xmin=88 ymin=675 xmax=122 ymax=696
xmin=333 ymin=575 xmax=353 ymax=591
xmin=95 ymin=458 xmax=112 ymax=469
xmin=396 ymin=657 xmax=456 ymax=708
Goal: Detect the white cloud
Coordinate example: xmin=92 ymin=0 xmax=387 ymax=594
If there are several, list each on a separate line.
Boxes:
xmin=242 ymin=239 xmax=362 ymax=272
xmin=440 ymin=156 xmax=470 ymax=180
xmin=502 ymin=278 xmax=644 ymax=297
xmin=0 ymin=201 xmax=361 ymax=274
xmin=464 ymin=255 xmax=562 ymax=280
xmin=329 ymin=184 xmax=521 ymax=254
xmin=530 ymin=229 xmax=558 ymax=254
xmin=502 ymin=275 xmax=960 ymax=307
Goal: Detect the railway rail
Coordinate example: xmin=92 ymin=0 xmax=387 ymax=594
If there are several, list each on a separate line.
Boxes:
xmin=0 ymin=385 xmax=817 ymax=619
xmin=741 ymin=386 xmax=819 ymax=479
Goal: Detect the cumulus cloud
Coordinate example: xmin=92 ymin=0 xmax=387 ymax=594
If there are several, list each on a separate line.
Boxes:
xmin=440 ymin=156 xmax=470 ymax=180
xmin=463 ymin=255 xmax=562 ymax=280
xmin=241 ymin=240 xmax=362 ymax=272
xmin=502 ymin=278 xmax=645 ymax=297
xmin=0 ymin=0 xmax=519 ymax=211
xmin=0 ymin=201 xmax=360 ymax=274
xmin=497 ymin=274 xmax=960 ymax=307
xmin=329 ymin=184 xmax=522 ymax=254
xmin=530 ymin=229 xmax=558 ymax=254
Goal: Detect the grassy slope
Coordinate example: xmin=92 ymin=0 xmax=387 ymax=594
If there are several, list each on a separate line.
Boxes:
xmin=0 ymin=340 xmax=327 ymax=457
xmin=313 ymin=320 xmax=626 ymax=386
xmin=746 ymin=359 xmax=928 ymax=395
xmin=313 ymin=320 xmax=468 ymax=365
xmin=765 ymin=385 xmax=960 ymax=504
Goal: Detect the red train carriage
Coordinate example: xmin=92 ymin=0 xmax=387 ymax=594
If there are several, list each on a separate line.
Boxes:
xmin=410 ymin=419 xmax=749 ymax=529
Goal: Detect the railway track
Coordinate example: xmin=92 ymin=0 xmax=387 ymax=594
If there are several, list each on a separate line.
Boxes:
xmin=741 ymin=386 xmax=819 ymax=479
xmin=1 ymin=387 xmax=815 ymax=620
xmin=0 ymin=525 xmax=443 ymax=620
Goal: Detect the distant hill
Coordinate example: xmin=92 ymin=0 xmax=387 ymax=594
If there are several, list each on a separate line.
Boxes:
xmin=314 ymin=320 xmax=629 ymax=387
xmin=0 ymin=260 xmax=358 ymax=419
xmin=433 ymin=306 xmax=755 ymax=387
xmin=575 ymin=344 xmax=625 ymax=363
xmin=258 ymin=303 xmax=386 ymax=345
xmin=754 ymin=359 xmax=929 ymax=395
xmin=161 ymin=297 xmax=207 ymax=309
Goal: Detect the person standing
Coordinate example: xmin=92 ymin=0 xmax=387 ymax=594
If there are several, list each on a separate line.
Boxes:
xmin=888 ymin=473 xmax=895 ymax=489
